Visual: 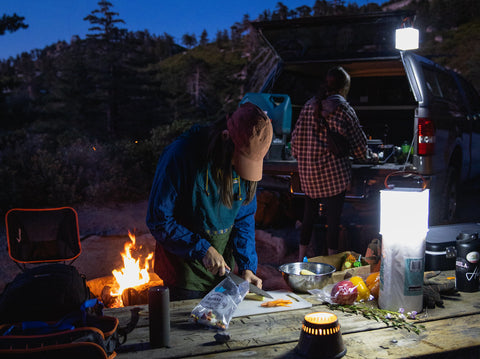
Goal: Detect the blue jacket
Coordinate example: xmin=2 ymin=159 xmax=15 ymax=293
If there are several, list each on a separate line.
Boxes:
xmin=146 ymin=125 xmax=258 ymax=287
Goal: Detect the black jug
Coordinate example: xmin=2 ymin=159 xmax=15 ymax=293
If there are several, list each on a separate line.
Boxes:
xmin=455 ymin=232 xmax=480 ymax=292
xmin=148 ymin=286 xmax=170 ymax=348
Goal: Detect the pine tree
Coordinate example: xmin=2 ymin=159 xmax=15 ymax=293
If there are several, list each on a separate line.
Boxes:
xmin=296 ymin=5 xmax=312 ymax=18
xmin=275 ymin=2 xmax=289 ymax=20
xmin=83 ymin=0 xmax=127 ymax=137
xmin=312 ymin=0 xmax=329 ymax=16
xmin=199 ymin=29 xmax=209 ymax=46
xmin=84 ymin=1 xmax=126 ymax=41
xmin=0 ymin=13 xmax=28 ymax=36
xmin=181 ymin=33 xmax=198 ymax=48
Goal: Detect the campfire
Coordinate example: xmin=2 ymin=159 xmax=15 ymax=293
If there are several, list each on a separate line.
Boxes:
xmin=87 ymin=231 xmax=163 ymax=308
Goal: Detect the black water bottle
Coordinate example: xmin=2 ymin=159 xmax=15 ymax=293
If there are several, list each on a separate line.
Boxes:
xmin=148 ymin=286 xmax=170 ymax=348
xmin=456 ymin=232 xmax=480 ymax=292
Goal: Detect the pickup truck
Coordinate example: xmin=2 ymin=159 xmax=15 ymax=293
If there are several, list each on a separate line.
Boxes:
xmin=244 ymin=11 xmax=480 ymax=225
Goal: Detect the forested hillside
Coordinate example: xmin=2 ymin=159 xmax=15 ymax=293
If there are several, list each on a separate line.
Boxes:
xmin=0 ymin=0 xmax=478 ymax=212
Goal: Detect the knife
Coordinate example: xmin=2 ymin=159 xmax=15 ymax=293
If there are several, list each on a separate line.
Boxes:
xmin=225 ymin=269 xmax=273 ymax=299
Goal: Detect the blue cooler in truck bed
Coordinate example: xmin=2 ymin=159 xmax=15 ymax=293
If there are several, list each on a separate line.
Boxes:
xmin=240 ymin=93 xmax=292 ymax=137
xmin=240 ymin=93 xmax=292 ymax=161
xmin=425 ymin=222 xmax=480 ymax=271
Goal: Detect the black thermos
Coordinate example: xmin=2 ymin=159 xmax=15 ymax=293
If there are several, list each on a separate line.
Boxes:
xmin=456 ymin=232 xmax=480 ymax=292
xmin=148 ymin=286 xmax=170 ymax=348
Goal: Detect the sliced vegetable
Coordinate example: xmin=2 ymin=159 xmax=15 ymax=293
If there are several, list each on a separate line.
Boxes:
xmin=245 ymin=293 xmax=265 ymax=301
xmin=300 ymin=269 xmax=316 ymax=275
xmin=261 ymin=299 xmax=293 ymax=307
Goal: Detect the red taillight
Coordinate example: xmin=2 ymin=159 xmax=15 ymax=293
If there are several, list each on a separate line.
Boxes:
xmin=417 ymin=117 xmax=435 ymax=155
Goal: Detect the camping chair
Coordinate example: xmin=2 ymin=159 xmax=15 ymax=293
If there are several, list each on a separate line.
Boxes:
xmin=5 ymin=207 xmax=82 ymax=268
xmin=0 ymin=207 xmax=119 ymax=359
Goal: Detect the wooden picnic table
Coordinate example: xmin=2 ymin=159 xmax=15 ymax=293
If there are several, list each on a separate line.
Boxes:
xmin=106 ymin=271 xmax=480 ymax=358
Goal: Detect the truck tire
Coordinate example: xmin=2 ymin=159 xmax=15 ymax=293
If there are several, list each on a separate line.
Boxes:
xmin=438 ymin=166 xmax=458 ymax=224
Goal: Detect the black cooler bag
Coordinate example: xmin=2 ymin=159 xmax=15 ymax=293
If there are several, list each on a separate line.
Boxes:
xmin=425 ymin=223 xmax=480 ymax=271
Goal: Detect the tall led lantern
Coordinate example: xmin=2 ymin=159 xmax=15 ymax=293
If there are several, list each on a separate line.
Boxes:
xmin=379 ymin=184 xmax=429 ymax=313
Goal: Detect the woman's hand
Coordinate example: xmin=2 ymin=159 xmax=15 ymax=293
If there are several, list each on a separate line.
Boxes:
xmin=242 ymin=269 xmax=263 ymax=289
xmin=202 ymin=246 xmax=230 ymax=276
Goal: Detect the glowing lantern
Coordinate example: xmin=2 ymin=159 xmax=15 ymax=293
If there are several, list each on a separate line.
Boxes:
xmin=395 ymin=17 xmax=419 ymax=51
xmin=296 ymin=312 xmax=346 ymax=358
xmin=378 ymin=173 xmax=429 ymax=313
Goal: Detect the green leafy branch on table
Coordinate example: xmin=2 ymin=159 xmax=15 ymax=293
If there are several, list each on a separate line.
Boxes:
xmin=325 ymin=303 xmax=426 ymax=335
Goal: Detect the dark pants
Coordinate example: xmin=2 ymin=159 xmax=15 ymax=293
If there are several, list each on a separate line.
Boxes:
xmin=300 ymin=191 xmax=346 ymax=254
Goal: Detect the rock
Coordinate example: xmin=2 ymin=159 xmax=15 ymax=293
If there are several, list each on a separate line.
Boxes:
xmin=257 ymin=264 xmax=291 ymax=292
xmin=255 ymin=230 xmax=287 ymax=265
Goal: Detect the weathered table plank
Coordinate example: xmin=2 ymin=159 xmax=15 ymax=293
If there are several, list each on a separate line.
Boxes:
xmin=114 ymin=314 xmax=480 ymax=359
xmin=107 ymin=270 xmax=480 ymax=358
xmin=171 ymin=315 xmax=480 ymax=359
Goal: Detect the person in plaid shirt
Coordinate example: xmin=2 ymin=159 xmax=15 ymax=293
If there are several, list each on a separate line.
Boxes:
xmin=292 ymin=66 xmax=368 ymax=260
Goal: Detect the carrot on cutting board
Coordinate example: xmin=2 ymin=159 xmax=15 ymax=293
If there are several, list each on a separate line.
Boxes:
xmin=261 ymin=299 xmax=293 ymax=307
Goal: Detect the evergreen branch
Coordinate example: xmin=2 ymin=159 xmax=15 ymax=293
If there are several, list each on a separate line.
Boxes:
xmin=325 ymin=302 xmax=426 ymax=335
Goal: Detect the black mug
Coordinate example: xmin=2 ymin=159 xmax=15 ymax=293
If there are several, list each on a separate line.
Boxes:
xmin=455 ymin=232 xmax=480 ymax=292
xmin=148 ymin=286 xmax=170 ymax=348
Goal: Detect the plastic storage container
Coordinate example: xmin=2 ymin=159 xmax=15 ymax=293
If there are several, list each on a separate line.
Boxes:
xmin=240 ymin=93 xmax=292 ymax=137
xmin=425 ymin=226 xmax=457 ymax=271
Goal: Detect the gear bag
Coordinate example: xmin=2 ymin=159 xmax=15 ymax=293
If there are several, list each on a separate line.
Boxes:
xmin=0 ymin=299 xmax=122 ymax=359
xmin=0 ymin=263 xmax=90 ymax=324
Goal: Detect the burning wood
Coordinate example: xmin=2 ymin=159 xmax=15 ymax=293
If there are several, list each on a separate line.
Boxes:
xmin=87 ymin=231 xmax=162 ymax=307
xmin=110 ymin=231 xmax=154 ymax=297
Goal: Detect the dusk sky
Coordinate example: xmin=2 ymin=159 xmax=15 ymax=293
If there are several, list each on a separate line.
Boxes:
xmin=1 ymin=0 xmax=386 ymax=60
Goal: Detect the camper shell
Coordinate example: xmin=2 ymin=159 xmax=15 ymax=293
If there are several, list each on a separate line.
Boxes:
xmin=246 ymin=11 xmax=480 ymax=224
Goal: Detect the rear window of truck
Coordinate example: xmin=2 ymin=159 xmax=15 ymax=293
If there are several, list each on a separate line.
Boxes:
xmin=349 ymin=76 xmax=416 ymax=106
xmin=423 ymin=67 xmax=463 ymax=106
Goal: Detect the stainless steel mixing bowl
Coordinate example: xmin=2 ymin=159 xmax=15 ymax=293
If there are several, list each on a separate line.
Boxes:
xmin=278 ymin=262 xmax=336 ymax=293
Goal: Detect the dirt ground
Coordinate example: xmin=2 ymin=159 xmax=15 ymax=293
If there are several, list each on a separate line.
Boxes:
xmin=0 ymin=200 xmax=301 ymax=293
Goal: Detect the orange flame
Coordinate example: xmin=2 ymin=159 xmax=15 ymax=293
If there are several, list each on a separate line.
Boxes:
xmin=110 ymin=231 xmax=154 ymax=302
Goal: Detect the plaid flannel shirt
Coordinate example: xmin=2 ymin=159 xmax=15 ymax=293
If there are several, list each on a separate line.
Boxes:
xmin=291 ymin=96 xmax=367 ymax=199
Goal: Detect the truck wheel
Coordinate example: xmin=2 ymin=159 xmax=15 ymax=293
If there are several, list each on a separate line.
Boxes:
xmin=439 ymin=166 xmax=458 ymax=224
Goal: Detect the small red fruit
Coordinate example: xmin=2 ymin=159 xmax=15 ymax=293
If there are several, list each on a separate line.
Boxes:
xmin=331 ymin=280 xmax=358 ymax=305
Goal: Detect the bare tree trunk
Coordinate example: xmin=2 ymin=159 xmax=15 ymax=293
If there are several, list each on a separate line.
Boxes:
xmin=194 ymin=66 xmax=200 ymax=107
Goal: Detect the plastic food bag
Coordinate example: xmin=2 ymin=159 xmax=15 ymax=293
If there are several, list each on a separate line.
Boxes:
xmin=190 ymin=276 xmax=249 ymax=329
xmin=308 ymin=276 xmax=374 ymax=305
